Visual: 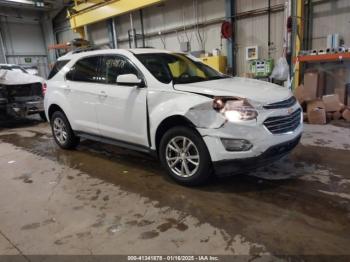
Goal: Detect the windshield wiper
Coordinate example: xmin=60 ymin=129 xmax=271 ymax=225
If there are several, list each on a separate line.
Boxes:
xmin=174 ymin=76 xmax=207 ymax=84
xmin=208 ymin=75 xmax=230 ymax=80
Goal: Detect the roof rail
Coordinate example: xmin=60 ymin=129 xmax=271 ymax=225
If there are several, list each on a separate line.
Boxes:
xmin=72 ymin=46 xmax=101 ymax=54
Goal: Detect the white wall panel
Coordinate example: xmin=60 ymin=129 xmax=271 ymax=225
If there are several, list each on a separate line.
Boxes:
xmin=116 ymin=0 xmax=225 ymax=53
xmin=0 ymin=7 xmax=49 ymax=77
xmin=51 ymin=0 xmax=350 ymax=76
xmin=88 ymin=21 xmax=110 ymax=46
xmin=236 ymin=0 xmax=285 ymax=12
xmin=115 ymin=0 xmax=286 ymax=75
xmin=4 ymin=22 xmax=46 ymax=56
xmin=312 ymin=0 xmax=350 ymax=50
xmin=54 ymin=10 xmax=80 ymax=45
xmin=56 ymin=29 xmax=80 ymax=44
xmin=235 ymin=0 xmax=285 ymax=75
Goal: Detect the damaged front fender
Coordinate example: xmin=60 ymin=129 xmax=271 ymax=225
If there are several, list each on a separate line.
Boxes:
xmin=185 ymin=101 xmax=226 ymax=129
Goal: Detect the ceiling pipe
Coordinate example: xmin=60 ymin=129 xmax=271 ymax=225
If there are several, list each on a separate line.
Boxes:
xmin=268 ymin=0 xmax=271 ymax=58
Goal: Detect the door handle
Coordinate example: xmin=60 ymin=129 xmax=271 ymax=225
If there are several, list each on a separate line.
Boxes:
xmin=99 ymin=91 xmax=108 ymax=98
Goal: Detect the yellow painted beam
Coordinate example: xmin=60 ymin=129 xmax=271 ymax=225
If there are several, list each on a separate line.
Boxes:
xmin=73 ymin=3 xmax=98 ymax=12
xmin=69 ymin=0 xmax=164 ymax=29
xmin=294 ymin=0 xmax=304 ymax=90
xmin=72 ymin=0 xmax=105 ymax=12
xmin=74 ymin=27 xmax=85 ymax=39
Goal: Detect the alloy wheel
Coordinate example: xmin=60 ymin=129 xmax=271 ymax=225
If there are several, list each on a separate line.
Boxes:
xmin=53 ymin=117 xmax=68 ymax=145
xmin=165 ymin=136 xmax=200 ymax=177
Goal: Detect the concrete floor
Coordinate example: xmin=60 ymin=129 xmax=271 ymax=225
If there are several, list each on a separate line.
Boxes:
xmin=0 ymin=117 xmax=350 ymax=258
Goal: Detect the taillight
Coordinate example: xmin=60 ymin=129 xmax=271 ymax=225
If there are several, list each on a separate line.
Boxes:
xmin=42 ymin=83 xmax=47 ymax=96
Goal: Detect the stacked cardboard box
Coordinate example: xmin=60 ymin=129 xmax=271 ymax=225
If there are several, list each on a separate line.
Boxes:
xmin=294 ymin=67 xmax=350 ymax=124
xmin=307 ymin=100 xmax=326 ymax=125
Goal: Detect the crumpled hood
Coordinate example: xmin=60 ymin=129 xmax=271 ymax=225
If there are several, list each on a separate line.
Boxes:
xmin=0 ymin=69 xmax=44 ymax=85
xmin=174 ymin=77 xmax=292 ymax=104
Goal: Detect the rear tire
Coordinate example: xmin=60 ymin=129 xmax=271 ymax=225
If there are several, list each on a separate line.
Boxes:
xmin=51 ymin=111 xmax=80 ymax=149
xmin=159 ymin=126 xmax=212 ymax=186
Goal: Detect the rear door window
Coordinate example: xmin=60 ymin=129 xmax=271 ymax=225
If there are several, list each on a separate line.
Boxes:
xmin=100 ymin=56 xmax=139 ymax=84
xmin=48 ymin=60 xmax=70 ymax=79
xmin=66 ymin=56 xmax=101 ymax=83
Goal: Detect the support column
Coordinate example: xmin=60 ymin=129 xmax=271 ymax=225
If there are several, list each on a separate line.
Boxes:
xmin=0 ymin=21 xmax=7 ymax=63
xmin=226 ymin=0 xmax=236 ymax=76
xmin=112 ymin=17 xmax=118 ymax=49
xmin=293 ymin=0 xmax=304 ymax=89
xmin=107 ymin=19 xmax=115 ymax=48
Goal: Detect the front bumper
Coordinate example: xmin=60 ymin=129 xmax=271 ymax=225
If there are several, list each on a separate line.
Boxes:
xmin=197 ymin=102 xmax=303 ymax=175
xmin=5 ymin=100 xmax=44 ymax=117
xmin=212 ymin=135 xmax=301 ymax=176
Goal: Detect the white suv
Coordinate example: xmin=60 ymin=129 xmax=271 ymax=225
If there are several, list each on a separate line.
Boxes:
xmin=44 ymin=49 xmax=302 ymax=185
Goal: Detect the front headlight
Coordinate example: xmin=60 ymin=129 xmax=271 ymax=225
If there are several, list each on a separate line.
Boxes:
xmin=213 ymin=97 xmax=258 ymax=122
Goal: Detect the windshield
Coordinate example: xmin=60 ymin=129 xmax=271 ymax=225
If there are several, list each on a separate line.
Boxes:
xmin=135 ymin=53 xmax=229 ymax=84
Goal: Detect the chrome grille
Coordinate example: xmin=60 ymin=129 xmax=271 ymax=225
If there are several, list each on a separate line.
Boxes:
xmin=263 ymin=108 xmax=301 ymax=134
xmin=264 ymin=96 xmax=297 ymax=109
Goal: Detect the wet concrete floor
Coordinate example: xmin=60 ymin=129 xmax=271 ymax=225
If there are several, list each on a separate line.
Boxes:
xmin=0 ymin=116 xmax=350 ymax=257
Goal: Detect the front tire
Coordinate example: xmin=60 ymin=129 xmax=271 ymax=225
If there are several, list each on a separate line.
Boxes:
xmin=51 ymin=111 xmax=80 ymax=149
xmin=159 ymin=126 xmax=212 ymax=186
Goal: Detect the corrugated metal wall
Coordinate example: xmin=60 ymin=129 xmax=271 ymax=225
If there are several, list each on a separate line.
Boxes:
xmin=0 ymin=7 xmax=49 ymax=77
xmin=53 ymin=10 xmax=80 ymax=47
xmin=312 ymin=0 xmax=350 ymax=49
xmin=54 ymin=0 xmax=349 ymax=75
xmin=0 ymin=29 xmax=6 ymax=63
xmin=116 ymin=0 xmax=225 ymax=52
xmin=88 ymin=21 xmax=110 ymax=47
xmin=87 ymin=0 xmax=226 ymax=53
xmin=235 ymin=0 xmax=286 ymax=75
xmin=85 ymin=0 xmax=286 ymax=75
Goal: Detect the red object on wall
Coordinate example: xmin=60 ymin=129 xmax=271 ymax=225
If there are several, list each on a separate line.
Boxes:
xmin=221 ymin=21 xmax=233 ymax=39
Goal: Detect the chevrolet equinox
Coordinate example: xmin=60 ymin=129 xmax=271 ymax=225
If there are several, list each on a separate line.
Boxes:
xmin=44 ymin=49 xmax=303 ymax=186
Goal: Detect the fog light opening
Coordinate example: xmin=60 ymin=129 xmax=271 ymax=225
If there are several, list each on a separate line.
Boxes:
xmin=221 ymin=138 xmax=253 ymax=152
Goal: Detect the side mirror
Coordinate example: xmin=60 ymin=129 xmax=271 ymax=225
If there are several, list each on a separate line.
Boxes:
xmin=116 ymin=74 xmax=145 ymax=87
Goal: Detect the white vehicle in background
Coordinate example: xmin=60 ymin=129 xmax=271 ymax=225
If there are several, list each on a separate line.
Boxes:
xmin=22 ymin=65 xmax=40 ymax=76
xmin=44 ymin=49 xmax=303 ymax=186
xmin=0 ymin=64 xmax=46 ymax=120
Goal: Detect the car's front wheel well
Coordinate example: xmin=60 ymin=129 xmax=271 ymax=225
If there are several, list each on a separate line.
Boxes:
xmin=155 ymin=115 xmax=197 ymax=151
xmin=48 ymin=104 xmax=64 ymax=121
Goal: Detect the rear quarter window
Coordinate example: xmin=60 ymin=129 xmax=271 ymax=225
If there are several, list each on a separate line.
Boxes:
xmin=48 ymin=60 xmax=70 ymax=80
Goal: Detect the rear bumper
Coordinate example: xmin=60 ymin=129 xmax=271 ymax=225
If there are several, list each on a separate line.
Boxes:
xmin=213 ymin=135 xmax=301 ymax=176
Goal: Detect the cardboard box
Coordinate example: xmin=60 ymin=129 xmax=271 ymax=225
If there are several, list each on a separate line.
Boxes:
xmin=307 ymin=100 xmax=326 ymax=124
xmin=340 ymin=103 xmax=346 ymax=112
xmin=334 ymin=87 xmax=346 ymax=104
xmin=322 ymin=94 xmax=342 ymax=112
xmin=303 ymin=71 xmax=319 ymax=101
xmin=294 ymin=85 xmax=305 ymax=105
xmin=333 ymin=111 xmax=342 ymax=120
xmin=343 ymin=109 xmax=350 ymax=122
